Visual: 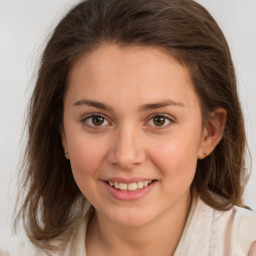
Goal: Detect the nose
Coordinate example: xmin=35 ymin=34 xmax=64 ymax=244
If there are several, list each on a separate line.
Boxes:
xmin=107 ymin=125 xmax=146 ymax=170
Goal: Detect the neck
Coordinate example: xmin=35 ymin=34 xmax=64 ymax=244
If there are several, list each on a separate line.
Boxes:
xmin=87 ymin=192 xmax=192 ymax=256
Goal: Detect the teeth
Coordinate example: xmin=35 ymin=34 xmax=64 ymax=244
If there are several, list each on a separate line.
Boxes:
xmin=108 ymin=180 xmax=153 ymax=191
xmin=143 ymin=181 xmax=149 ymax=186
xmin=114 ymin=182 xmax=119 ymax=189
xmin=128 ymin=182 xmax=137 ymax=191
xmin=119 ymin=183 xmax=128 ymax=190
xmin=137 ymin=181 xmax=144 ymax=189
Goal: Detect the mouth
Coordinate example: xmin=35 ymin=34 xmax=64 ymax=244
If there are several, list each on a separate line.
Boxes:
xmin=104 ymin=180 xmax=157 ymax=191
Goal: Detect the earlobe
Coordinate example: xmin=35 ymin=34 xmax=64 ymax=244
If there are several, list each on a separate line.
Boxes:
xmin=198 ymin=108 xmax=227 ymax=159
xmin=59 ymin=125 xmax=70 ymax=159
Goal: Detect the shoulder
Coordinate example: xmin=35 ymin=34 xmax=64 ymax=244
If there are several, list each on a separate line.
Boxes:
xmin=235 ymin=206 xmax=256 ymax=255
xmin=177 ymin=194 xmax=256 ymax=256
xmin=200 ymin=196 xmax=256 ymax=255
xmin=21 ymin=205 xmax=94 ymax=256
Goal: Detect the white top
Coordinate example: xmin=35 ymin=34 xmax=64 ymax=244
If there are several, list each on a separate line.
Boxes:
xmin=4 ymin=195 xmax=256 ymax=256
xmin=52 ymin=195 xmax=256 ymax=256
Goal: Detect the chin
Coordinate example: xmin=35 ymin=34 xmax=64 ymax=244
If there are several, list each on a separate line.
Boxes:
xmin=102 ymin=207 xmax=158 ymax=228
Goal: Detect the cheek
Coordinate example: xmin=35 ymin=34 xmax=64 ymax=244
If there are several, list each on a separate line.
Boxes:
xmin=149 ymin=134 xmax=200 ymax=187
xmin=67 ymin=135 xmax=108 ymax=188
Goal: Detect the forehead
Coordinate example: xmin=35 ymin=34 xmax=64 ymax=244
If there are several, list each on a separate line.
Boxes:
xmin=66 ymin=44 xmax=200 ymax=110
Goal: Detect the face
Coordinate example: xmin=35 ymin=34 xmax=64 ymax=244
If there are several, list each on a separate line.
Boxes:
xmin=61 ymin=44 xmax=207 ymax=227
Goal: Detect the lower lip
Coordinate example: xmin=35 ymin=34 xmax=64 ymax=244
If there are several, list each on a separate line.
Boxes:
xmin=103 ymin=181 xmax=156 ymax=201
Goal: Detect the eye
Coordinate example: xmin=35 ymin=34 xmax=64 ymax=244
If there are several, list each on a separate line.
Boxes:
xmin=147 ymin=114 xmax=173 ymax=127
xmin=82 ymin=114 xmax=110 ymax=127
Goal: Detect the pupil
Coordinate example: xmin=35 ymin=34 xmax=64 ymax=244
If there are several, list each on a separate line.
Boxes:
xmin=154 ymin=116 xmax=165 ymax=126
xmin=92 ymin=116 xmax=104 ymax=126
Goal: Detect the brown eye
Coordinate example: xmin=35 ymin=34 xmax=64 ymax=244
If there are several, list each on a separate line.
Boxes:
xmin=147 ymin=114 xmax=173 ymax=128
xmin=83 ymin=114 xmax=109 ymax=127
xmin=92 ymin=116 xmax=104 ymax=126
xmin=153 ymin=116 xmax=166 ymax=126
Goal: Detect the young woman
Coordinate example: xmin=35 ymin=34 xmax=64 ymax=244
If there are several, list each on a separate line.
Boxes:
xmin=14 ymin=0 xmax=256 ymax=255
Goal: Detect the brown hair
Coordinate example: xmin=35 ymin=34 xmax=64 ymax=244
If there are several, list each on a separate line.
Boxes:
xmin=16 ymin=0 xmax=249 ymax=251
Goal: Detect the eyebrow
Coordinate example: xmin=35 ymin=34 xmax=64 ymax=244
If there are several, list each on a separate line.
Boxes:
xmin=73 ymin=100 xmax=113 ymax=111
xmin=139 ymin=100 xmax=185 ymax=111
xmin=73 ymin=99 xmax=184 ymax=111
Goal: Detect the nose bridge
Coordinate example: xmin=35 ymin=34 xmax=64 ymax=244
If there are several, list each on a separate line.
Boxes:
xmin=108 ymin=123 xmax=145 ymax=169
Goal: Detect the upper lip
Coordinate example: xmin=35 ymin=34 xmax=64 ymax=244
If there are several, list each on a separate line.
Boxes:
xmin=103 ymin=177 xmax=157 ymax=183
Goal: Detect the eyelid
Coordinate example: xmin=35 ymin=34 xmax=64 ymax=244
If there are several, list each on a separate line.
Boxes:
xmin=80 ymin=112 xmax=174 ymax=129
xmin=81 ymin=113 xmax=111 ymax=127
xmin=145 ymin=113 xmax=175 ymax=128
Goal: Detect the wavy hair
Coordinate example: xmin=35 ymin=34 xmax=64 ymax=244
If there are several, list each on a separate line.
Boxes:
xmin=15 ymin=0 xmax=249 ymax=251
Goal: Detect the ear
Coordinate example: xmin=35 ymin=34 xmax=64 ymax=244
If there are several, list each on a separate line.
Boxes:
xmin=197 ymin=108 xmax=227 ymax=159
xmin=59 ymin=124 xmax=70 ymax=160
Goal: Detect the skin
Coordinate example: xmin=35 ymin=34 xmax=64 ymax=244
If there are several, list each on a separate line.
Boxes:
xmin=61 ymin=44 xmax=225 ymax=256
xmin=249 ymin=241 xmax=256 ymax=256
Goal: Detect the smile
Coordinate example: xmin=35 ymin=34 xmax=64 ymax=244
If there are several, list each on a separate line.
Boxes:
xmin=103 ymin=178 xmax=157 ymax=201
xmin=107 ymin=180 xmax=153 ymax=191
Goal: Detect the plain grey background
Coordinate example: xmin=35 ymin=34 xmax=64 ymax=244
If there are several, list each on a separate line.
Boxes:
xmin=0 ymin=1 xmax=255 ymax=255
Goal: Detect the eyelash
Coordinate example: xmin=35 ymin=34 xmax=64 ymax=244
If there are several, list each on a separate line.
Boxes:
xmin=146 ymin=114 xmax=174 ymax=128
xmin=81 ymin=113 xmax=111 ymax=128
xmin=81 ymin=113 xmax=174 ymax=129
